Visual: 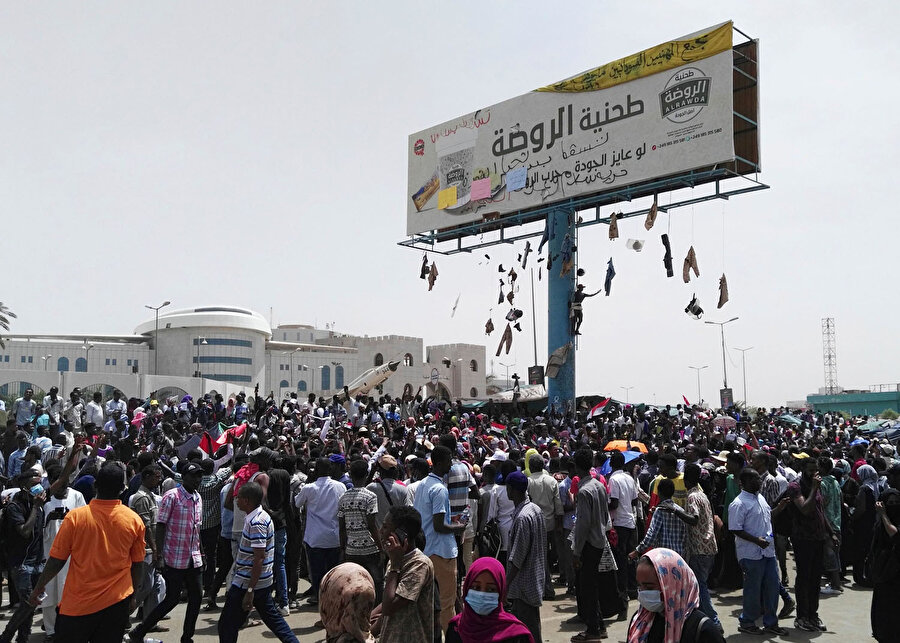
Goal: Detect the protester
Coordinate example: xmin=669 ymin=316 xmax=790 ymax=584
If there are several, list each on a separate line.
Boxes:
xmin=627 ymin=548 xmax=725 ymax=643
xmin=571 ymin=447 xmax=609 ymax=642
xmin=217 ymin=480 xmax=298 ymax=643
xmin=339 ymin=458 xmax=384 ymax=602
xmin=728 ymin=468 xmax=787 ymax=635
xmin=505 ymin=470 xmax=546 ymax=641
xmin=128 ymin=461 xmax=205 ymax=643
xmin=318 ymin=562 xmax=377 ymax=643
xmin=446 ymin=556 xmax=534 ymax=643
xmin=870 ymin=489 xmax=900 ymax=642
xmin=377 ymin=505 xmax=435 ymax=643
xmin=27 ymin=461 xmax=145 ymax=643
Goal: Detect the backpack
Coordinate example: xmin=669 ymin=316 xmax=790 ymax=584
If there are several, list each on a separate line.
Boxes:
xmin=629 ymin=608 xmax=724 ymax=643
xmin=478 ymin=518 xmax=502 ymax=559
xmin=680 ymin=609 xmax=725 ymax=643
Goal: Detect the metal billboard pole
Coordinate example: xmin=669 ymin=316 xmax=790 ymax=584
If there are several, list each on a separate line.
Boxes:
xmin=546 ymin=208 xmax=576 ymax=414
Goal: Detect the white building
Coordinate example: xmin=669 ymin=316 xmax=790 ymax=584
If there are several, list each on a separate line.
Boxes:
xmin=0 ymin=306 xmax=486 ymax=405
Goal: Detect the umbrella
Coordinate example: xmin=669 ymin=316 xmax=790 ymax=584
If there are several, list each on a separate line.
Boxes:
xmin=599 ymin=449 xmax=642 ymax=476
xmin=714 ymin=416 xmax=737 ymax=429
xmin=604 ymin=440 xmax=648 ymax=454
xmin=858 ymin=421 xmax=890 ymax=434
xmin=850 ymin=438 xmax=869 ymax=447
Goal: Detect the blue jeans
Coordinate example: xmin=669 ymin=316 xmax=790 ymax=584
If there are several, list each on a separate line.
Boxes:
xmin=305 ymin=545 xmax=340 ymax=598
xmin=688 ymin=553 xmax=719 ymax=623
xmin=738 ymin=556 xmax=780 ymax=627
xmin=217 ymin=584 xmax=299 ymax=643
xmin=274 ymin=527 xmax=288 ymax=608
xmin=0 ymin=562 xmax=42 ymax=643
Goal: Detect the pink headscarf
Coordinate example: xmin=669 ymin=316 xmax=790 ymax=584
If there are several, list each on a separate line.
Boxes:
xmin=627 ymin=548 xmax=700 ymax=643
xmin=449 ymin=557 xmax=534 ymax=643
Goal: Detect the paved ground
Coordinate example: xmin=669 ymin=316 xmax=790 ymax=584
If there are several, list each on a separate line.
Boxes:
xmin=8 ymin=571 xmax=878 ymax=642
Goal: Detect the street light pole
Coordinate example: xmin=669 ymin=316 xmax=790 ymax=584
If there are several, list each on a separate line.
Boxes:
xmin=42 ymin=354 xmax=52 ymax=371
xmin=499 ymin=361 xmax=515 ymax=389
xmin=144 ymin=301 xmax=171 ymax=377
xmin=734 ymin=347 xmax=754 ymax=405
xmin=196 ymin=336 xmax=207 ymax=378
xmin=704 ymin=317 xmax=739 ymax=388
xmin=82 ymin=343 xmax=94 ymax=372
xmin=620 ymin=386 xmax=634 ymax=404
xmin=688 ymin=365 xmax=709 ymax=405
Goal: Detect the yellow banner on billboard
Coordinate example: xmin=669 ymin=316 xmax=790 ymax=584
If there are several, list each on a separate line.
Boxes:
xmin=536 ymin=21 xmax=733 ymax=93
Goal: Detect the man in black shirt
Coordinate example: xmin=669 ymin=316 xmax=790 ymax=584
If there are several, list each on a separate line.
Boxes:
xmin=0 ymin=468 xmax=46 ymax=643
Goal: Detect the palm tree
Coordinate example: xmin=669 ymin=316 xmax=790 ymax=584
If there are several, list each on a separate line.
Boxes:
xmin=0 ymin=302 xmax=16 ymax=348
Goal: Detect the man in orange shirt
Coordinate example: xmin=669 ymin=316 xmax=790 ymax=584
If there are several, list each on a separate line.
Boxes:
xmin=27 ymin=461 xmax=145 ymax=643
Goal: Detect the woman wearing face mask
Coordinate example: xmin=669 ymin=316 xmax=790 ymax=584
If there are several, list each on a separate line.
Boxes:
xmin=446 ymin=557 xmax=533 ymax=643
xmin=870 ymin=489 xmax=900 ymax=641
xmin=628 ymin=548 xmax=725 ymax=643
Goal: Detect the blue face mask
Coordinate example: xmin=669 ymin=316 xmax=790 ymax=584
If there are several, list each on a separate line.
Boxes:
xmin=29 ymin=484 xmax=44 ymax=497
xmin=638 ymin=589 xmax=664 ymax=613
xmin=465 ymin=589 xmax=499 ymax=615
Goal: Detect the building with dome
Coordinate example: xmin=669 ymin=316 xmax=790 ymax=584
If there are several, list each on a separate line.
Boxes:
xmin=0 ymin=306 xmax=486 ymax=406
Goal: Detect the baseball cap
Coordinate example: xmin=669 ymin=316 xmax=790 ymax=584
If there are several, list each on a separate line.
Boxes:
xmin=182 ymin=462 xmax=204 ymax=476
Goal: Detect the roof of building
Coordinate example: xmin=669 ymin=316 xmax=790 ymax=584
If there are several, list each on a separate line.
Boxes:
xmin=134 ymin=306 xmax=272 ymax=338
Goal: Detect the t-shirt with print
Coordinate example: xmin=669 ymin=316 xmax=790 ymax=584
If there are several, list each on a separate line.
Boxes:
xmin=337 ymin=487 xmax=380 ymax=556
xmin=379 ymin=548 xmax=434 ymax=643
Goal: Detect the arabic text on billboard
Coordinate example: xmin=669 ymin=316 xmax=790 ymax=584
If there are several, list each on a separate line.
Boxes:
xmin=407 ymin=22 xmax=735 ymax=236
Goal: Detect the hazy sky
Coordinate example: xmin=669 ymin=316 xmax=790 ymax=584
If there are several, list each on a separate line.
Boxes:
xmin=2 ymin=2 xmax=897 ymax=407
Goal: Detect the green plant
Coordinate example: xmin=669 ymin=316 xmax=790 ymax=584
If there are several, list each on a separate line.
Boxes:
xmin=881 ymin=408 xmax=899 ymax=421
xmin=0 ymin=302 xmax=15 ymax=348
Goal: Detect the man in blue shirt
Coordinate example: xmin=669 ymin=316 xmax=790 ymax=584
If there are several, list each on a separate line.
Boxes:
xmin=413 ymin=445 xmax=466 ymax=634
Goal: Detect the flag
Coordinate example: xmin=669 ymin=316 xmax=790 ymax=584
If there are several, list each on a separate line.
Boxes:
xmin=490 ymin=421 xmax=507 ymax=435
xmin=199 ymin=423 xmax=247 ymax=454
xmin=588 ymin=398 xmax=609 ymax=418
xmin=683 ymin=395 xmax=691 ymax=407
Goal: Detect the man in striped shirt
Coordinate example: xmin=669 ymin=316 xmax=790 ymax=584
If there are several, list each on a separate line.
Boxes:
xmin=217 ymin=481 xmax=298 ymax=643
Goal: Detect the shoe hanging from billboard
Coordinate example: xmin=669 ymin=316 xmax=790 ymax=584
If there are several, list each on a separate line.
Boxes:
xmin=407 ymin=22 xmax=736 ymax=236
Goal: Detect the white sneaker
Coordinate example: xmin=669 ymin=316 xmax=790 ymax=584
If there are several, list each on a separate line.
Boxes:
xmin=278 ymin=605 xmax=290 ymax=617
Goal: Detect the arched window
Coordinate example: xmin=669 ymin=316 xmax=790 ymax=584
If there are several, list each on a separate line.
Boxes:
xmin=75 ymin=357 xmax=87 ymax=372
xmin=470 ymin=359 xmax=478 ymax=372
xmin=57 ymin=357 xmax=70 ymax=372
xmin=470 ymin=387 xmax=478 ymax=397
xmin=403 ymin=353 xmax=414 ymax=367
xmin=297 ymin=380 xmax=307 ymax=392
xmin=321 ymin=365 xmax=331 ymax=390
xmin=279 ymin=380 xmax=289 ymax=388
xmin=335 ymin=365 xmax=344 ymax=389
xmin=374 ymin=353 xmax=384 ymax=367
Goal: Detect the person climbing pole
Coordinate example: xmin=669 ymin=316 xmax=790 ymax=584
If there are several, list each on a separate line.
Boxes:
xmin=570 ymin=284 xmax=601 ymax=335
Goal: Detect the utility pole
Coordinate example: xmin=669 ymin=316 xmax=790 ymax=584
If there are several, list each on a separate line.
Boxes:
xmin=734 ymin=347 xmax=753 ymax=405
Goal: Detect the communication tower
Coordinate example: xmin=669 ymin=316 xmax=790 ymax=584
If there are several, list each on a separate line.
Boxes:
xmin=822 ymin=317 xmax=837 ymax=394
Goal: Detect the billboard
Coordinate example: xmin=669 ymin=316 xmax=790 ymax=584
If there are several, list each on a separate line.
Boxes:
xmin=407 ymin=22 xmax=736 ymax=236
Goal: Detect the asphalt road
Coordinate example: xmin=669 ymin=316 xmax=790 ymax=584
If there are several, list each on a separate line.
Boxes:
xmin=9 ymin=569 xmax=878 ymax=642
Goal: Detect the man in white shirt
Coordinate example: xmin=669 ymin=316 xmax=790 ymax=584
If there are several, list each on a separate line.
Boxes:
xmin=42 ymin=387 xmax=65 ymax=430
xmin=105 ymin=390 xmax=127 ymax=417
xmin=85 ymin=391 xmax=104 ymax=428
xmin=294 ymin=457 xmax=346 ymax=605
xmin=526 ymin=454 xmax=562 ymax=600
xmin=63 ymin=389 xmax=83 ymax=432
xmin=41 ymin=460 xmax=87 ymax=639
xmin=607 ymin=450 xmax=640 ymax=609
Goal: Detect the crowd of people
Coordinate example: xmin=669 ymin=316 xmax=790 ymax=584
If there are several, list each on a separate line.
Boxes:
xmin=1 ymin=383 xmax=899 ymax=643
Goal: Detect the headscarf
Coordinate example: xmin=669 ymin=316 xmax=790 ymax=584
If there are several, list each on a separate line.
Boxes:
xmin=858 ymin=464 xmax=880 ymax=500
xmin=627 ymin=548 xmax=699 ymax=643
xmin=524 ymin=448 xmax=539 ymax=475
xmin=319 ymin=563 xmax=376 ymax=643
xmin=448 ymin=557 xmax=534 ymax=643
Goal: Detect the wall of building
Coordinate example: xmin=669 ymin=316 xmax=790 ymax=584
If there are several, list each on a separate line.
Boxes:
xmin=807 ymin=391 xmax=900 ymax=416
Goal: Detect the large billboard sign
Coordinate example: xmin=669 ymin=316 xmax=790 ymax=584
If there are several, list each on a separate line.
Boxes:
xmin=407 ymin=22 xmax=736 ymax=236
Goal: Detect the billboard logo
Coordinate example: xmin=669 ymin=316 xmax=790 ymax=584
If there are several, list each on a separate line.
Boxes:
xmin=413 ymin=138 xmax=425 ymax=156
xmin=659 ymin=67 xmax=711 ymax=124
